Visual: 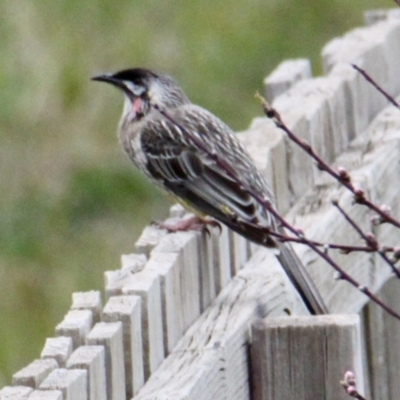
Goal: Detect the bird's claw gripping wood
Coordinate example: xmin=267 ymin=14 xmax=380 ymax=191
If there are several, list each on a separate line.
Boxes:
xmin=152 ymin=216 xmax=222 ymax=236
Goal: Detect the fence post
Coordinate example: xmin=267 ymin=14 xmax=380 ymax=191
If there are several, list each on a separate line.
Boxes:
xmin=251 ymin=314 xmax=364 ymax=400
xmin=361 ymin=277 xmax=400 ymax=399
xmin=86 ymin=322 xmax=125 ymax=400
xmin=39 ymin=369 xmax=88 ymax=400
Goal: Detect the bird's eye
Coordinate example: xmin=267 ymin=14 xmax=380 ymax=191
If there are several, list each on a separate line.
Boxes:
xmin=124 ymin=81 xmax=146 ymax=96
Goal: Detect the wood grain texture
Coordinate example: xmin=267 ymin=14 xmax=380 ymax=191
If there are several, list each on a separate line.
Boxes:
xmin=71 ymin=291 xmax=103 ymax=324
xmin=0 ymin=386 xmax=33 ymax=399
xmin=230 ymin=231 xmax=249 ymax=276
xmin=27 ymin=390 xmax=63 ymax=400
xmin=213 ymin=225 xmax=232 ymax=294
xmin=103 ymin=296 xmax=144 ymax=397
xmin=105 ymin=268 xmax=135 ymax=299
xmin=362 ymin=277 xmax=400 ymax=400
xmin=120 ymin=253 xmax=147 ymax=272
xmin=381 ymin=278 xmax=400 ymax=399
xmin=12 ymin=359 xmax=58 ymax=389
xmin=86 ymin=322 xmax=125 ymax=400
xmin=55 ymin=310 xmax=93 ymax=349
xmin=150 ymin=230 xmax=202 ymax=350
xmin=197 ymin=229 xmax=217 ymax=311
xmin=41 ymin=337 xmax=73 ymax=368
xmin=147 ymin=250 xmax=186 ymax=354
xmin=121 ymin=271 xmax=163 ymax=381
xmin=251 ymin=315 xmax=364 ymax=400
xmin=39 ymin=369 xmax=87 ymax=400
xmin=237 ymin=117 xmax=289 ymax=213
xmin=66 ymin=346 xmax=107 ymax=400
xmin=134 ymin=226 xmax=169 ymax=257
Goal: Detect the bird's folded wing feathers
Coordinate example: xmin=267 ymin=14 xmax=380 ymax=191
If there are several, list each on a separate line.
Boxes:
xmin=139 ymin=105 xmax=274 ymax=229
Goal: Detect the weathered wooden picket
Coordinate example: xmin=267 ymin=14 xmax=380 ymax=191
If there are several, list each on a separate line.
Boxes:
xmin=2 ymin=8 xmax=400 ymax=400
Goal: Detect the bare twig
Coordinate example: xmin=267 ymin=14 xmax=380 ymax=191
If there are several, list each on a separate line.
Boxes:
xmin=333 ymin=201 xmax=400 ymax=278
xmin=352 ymin=64 xmax=400 ymax=110
xmin=256 ymin=94 xmax=400 ymax=229
xmin=240 ymin=220 xmax=377 ymax=254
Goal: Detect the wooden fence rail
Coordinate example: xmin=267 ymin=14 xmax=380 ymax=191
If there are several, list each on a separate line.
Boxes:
xmin=1 ymin=8 xmax=400 ymax=400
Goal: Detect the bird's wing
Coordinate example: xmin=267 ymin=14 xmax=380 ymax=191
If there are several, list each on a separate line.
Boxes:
xmin=139 ymin=105 xmax=276 ymax=243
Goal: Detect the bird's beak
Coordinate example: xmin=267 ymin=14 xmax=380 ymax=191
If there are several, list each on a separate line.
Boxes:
xmin=92 ymin=74 xmax=122 ymax=87
xmin=91 ymin=74 xmax=134 ymax=99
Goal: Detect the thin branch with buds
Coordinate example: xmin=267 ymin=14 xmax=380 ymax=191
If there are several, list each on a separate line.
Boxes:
xmin=332 ymin=201 xmax=400 ymax=278
xmin=237 ymin=218 xmax=380 ymax=254
xmin=352 ymin=64 xmax=400 ymax=110
xmin=256 ymin=94 xmax=400 ymax=230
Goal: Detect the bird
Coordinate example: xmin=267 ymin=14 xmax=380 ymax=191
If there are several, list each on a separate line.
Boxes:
xmin=92 ymin=67 xmax=328 ymax=315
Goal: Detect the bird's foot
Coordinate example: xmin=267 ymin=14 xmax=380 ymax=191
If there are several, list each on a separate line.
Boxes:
xmin=153 ymin=215 xmax=221 ymax=235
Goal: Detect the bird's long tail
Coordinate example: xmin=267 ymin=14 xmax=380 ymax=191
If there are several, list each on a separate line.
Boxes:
xmin=276 ymin=241 xmax=328 ymax=315
xmin=222 ymin=218 xmax=328 ymax=314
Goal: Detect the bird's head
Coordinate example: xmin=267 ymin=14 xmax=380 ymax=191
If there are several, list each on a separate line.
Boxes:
xmin=92 ymin=68 xmax=189 ymax=121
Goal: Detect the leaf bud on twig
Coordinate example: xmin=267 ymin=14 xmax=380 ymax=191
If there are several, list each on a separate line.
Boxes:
xmin=337 ymin=166 xmax=351 ymax=182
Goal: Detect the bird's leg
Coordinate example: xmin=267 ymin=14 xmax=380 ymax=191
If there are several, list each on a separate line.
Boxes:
xmin=153 ymin=215 xmax=221 ymax=235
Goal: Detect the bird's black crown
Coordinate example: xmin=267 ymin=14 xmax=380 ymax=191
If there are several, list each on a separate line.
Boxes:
xmin=112 ymin=68 xmax=158 ymax=83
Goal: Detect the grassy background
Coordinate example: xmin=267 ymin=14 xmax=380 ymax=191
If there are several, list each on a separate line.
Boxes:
xmin=0 ymin=0 xmax=392 ymax=385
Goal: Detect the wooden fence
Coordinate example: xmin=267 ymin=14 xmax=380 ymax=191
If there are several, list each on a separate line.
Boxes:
xmin=2 ymin=8 xmax=400 ymax=400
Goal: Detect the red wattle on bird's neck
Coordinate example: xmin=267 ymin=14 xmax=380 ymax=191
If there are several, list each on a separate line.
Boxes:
xmin=133 ymin=98 xmax=142 ymax=114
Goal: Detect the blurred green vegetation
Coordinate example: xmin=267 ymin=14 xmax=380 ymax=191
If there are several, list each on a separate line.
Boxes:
xmin=0 ymin=0 xmax=391 ymax=385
